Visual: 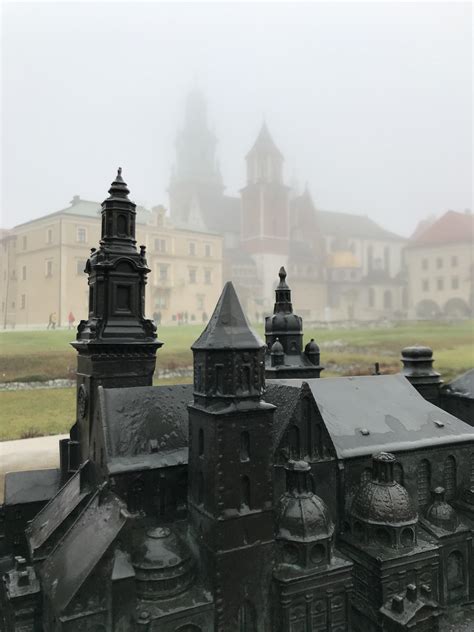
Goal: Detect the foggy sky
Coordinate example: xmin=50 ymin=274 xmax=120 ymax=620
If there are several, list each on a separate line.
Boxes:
xmin=1 ymin=1 xmax=472 ymax=236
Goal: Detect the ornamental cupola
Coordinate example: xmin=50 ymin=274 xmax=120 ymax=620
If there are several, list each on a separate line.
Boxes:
xmin=424 ymin=487 xmax=460 ymax=532
xmin=265 ymin=268 xmax=323 ymax=379
xmin=132 ymin=526 xmax=195 ymax=600
xmin=350 ymin=452 xmax=418 ymax=549
xmin=276 ymin=460 xmax=334 ymax=569
xmin=191 ymin=281 xmax=266 ymax=408
xmin=74 ymin=169 xmax=162 ymax=346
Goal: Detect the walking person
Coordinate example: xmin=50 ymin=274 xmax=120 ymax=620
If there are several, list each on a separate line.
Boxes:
xmin=68 ymin=311 xmax=75 ymax=330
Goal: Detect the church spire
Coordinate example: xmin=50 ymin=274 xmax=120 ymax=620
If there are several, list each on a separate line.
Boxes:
xmin=192 ymin=282 xmax=266 ymax=408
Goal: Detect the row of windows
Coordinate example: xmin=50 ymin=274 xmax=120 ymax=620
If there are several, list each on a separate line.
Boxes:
xmin=417 ymin=455 xmax=459 ymax=506
xmin=19 ymin=227 xmax=88 ymax=249
xmin=422 ymin=277 xmax=459 ymax=292
xmin=422 ymin=256 xmax=458 ymax=270
xmin=198 ymin=428 xmax=250 ymax=462
xmin=155 ymin=239 xmax=213 ymax=258
xmin=188 ymin=268 xmax=212 ymax=285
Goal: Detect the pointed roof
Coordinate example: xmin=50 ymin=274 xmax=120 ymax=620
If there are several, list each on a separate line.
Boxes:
xmin=107 ymin=167 xmax=131 ymax=199
xmin=246 ymin=122 xmax=283 ymax=159
xmin=192 ymin=281 xmax=264 ymax=350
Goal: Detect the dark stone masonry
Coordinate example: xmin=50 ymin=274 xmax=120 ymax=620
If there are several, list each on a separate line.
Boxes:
xmin=0 ymin=171 xmax=473 ymax=632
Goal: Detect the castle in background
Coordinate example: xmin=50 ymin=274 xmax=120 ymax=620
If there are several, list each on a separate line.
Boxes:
xmin=1 ymin=170 xmax=473 ymax=632
xmin=1 ymin=90 xmax=472 ymax=329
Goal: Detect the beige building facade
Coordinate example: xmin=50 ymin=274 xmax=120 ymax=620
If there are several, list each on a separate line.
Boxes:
xmin=404 ymin=211 xmax=473 ymax=319
xmin=0 ymin=198 xmax=222 ymax=329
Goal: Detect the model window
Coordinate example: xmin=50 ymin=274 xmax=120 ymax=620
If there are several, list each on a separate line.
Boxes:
xmin=443 ymin=455 xmax=456 ymax=500
xmin=240 ymin=431 xmax=250 ymax=462
xmin=240 ymin=476 xmax=251 ymax=510
xmin=417 ymin=460 xmax=431 ymax=507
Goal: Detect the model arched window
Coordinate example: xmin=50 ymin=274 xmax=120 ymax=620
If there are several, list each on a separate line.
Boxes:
xmin=360 ymin=468 xmax=372 ymax=486
xmin=240 ymin=431 xmax=250 ymax=462
xmin=417 ymin=460 xmax=431 ymax=507
xmin=238 ymin=600 xmax=257 ymax=632
xmin=394 ymin=463 xmax=404 ymax=485
xmin=443 ymin=456 xmax=457 ymax=500
xmin=241 ymin=476 xmax=251 ymax=510
xmin=288 ymin=425 xmax=300 ymax=460
xmin=447 ymin=550 xmax=464 ymax=596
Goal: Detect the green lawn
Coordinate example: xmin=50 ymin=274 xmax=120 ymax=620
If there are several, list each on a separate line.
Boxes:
xmin=0 ymin=321 xmax=473 ymax=383
xmin=0 ymin=321 xmax=472 ymax=441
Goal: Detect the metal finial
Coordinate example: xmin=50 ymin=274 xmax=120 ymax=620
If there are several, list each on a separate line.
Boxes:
xmin=279 ymin=267 xmax=287 ymax=282
xmin=117 ymin=167 xmax=122 ymax=177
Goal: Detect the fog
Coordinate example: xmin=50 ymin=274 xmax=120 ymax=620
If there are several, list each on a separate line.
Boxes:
xmin=1 ymin=1 xmax=472 ymax=236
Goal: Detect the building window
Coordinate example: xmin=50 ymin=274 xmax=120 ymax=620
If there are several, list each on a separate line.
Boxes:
xmin=21 ymin=266 xmax=26 ymax=281
xmin=155 ymin=294 xmax=167 ymax=309
xmin=436 ymin=257 xmax=443 ymax=269
xmin=437 ymin=278 xmax=444 ymax=291
xmin=197 ymin=294 xmax=205 ymax=310
xmin=20 ymin=294 xmax=26 ymax=310
xmin=451 ymin=255 xmax=458 ymax=267
xmin=76 ymin=227 xmax=87 ymax=243
xmin=288 ymin=425 xmax=300 ymax=460
xmin=204 ymin=269 xmax=212 ymax=285
xmin=383 ymin=290 xmax=392 ymax=309
xmin=76 ymin=259 xmax=86 ymax=275
xmin=189 ymin=242 xmax=196 ymax=256
xmin=452 ymin=276 xmax=459 ymax=289
xmin=205 ymin=243 xmax=211 ymax=257
xmin=45 ymin=260 xmax=53 ymax=277
xmin=46 ymin=228 xmax=53 ymax=244
xmin=155 ymin=238 xmax=166 ymax=253
xmin=159 ymin=265 xmax=169 ymax=281
xmin=422 ymin=258 xmax=429 ymax=270
xmin=189 ymin=268 xmax=197 ymax=284
xmin=384 ymin=246 xmax=390 ymax=275
xmin=22 ymin=236 xmax=27 ymax=250
xmin=422 ymin=279 xmax=429 ymax=292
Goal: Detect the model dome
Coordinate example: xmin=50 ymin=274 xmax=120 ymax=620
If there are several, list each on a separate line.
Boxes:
xmin=425 ymin=487 xmax=459 ymax=532
xmin=132 ymin=526 xmax=195 ymax=599
xmin=277 ymin=461 xmax=334 ymax=543
xmin=351 ymin=453 xmax=417 ymax=526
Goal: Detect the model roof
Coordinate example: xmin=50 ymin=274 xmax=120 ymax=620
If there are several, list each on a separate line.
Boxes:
xmin=4 ymin=468 xmax=61 ymax=506
xmin=442 ymin=368 xmax=474 ymax=400
xmin=192 ymin=281 xmax=264 ymax=350
xmin=273 ymin=374 xmax=474 ymax=458
xmin=98 ymin=384 xmax=190 ymax=474
xmin=40 ymin=488 xmax=127 ymax=614
xmin=98 ymin=383 xmax=298 ymax=473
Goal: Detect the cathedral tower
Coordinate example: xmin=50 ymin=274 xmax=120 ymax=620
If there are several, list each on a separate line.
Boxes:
xmin=188 ymin=282 xmax=275 ymax=631
xmin=169 ymin=89 xmax=224 ymax=230
xmin=71 ymin=169 xmax=162 ymax=464
xmin=240 ymin=123 xmax=290 ymax=310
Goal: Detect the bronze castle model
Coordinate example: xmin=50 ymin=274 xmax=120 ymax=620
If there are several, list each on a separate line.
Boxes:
xmin=1 ymin=171 xmax=473 ymax=632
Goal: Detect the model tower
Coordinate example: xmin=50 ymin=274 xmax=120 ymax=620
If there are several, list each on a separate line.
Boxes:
xmin=188 ymin=282 xmax=276 ymax=631
xmin=70 ymin=169 xmax=162 ymax=465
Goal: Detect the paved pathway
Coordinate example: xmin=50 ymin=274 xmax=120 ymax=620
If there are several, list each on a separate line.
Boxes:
xmin=0 ymin=434 xmax=67 ymax=503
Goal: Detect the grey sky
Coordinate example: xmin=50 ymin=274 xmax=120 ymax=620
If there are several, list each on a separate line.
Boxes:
xmin=1 ymin=1 xmax=472 ymax=236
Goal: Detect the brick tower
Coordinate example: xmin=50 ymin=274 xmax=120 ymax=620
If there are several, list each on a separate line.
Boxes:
xmin=241 ymin=123 xmax=290 ymax=310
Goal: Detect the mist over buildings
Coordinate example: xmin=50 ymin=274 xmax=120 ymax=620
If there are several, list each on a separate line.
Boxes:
xmin=1 ymin=2 xmax=472 ymax=236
